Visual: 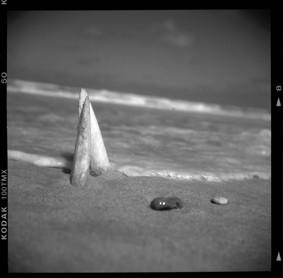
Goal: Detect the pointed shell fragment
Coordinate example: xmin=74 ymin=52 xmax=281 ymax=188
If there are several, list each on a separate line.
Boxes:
xmin=70 ymin=97 xmax=91 ymax=187
xmin=78 ymin=88 xmax=111 ymax=176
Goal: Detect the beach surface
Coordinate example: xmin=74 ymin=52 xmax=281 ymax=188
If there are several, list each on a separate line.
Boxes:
xmin=8 ymin=160 xmax=271 ymax=272
xmin=7 ymin=83 xmax=271 ymax=272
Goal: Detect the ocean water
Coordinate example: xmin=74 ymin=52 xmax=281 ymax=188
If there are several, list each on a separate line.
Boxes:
xmin=7 ymin=79 xmax=271 ymax=182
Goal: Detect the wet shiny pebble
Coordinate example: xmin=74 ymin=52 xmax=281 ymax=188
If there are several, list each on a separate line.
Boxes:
xmin=211 ymin=196 xmax=229 ymax=205
xmin=150 ymin=197 xmax=183 ymax=211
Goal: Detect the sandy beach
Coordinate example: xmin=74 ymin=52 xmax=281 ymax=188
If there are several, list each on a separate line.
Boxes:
xmin=6 ymin=10 xmax=272 ymax=272
xmin=8 ymin=159 xmax=271 ymax=272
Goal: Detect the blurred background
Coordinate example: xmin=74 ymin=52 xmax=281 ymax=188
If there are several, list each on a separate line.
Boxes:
xmin=7 ymin=10 xmax=270 ymax=110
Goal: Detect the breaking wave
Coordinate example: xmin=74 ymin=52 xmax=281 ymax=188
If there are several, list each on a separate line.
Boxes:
xmin=8 ymin=79 xmax=270 ymax=121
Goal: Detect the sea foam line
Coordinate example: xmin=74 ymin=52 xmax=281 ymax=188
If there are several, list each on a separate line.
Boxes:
xmin=8 ymin=150 xmax=270 ymax=182
xmin=8 ymin=79 xmax=270 ymax=121
xmin=116 ymin=165 xmax=270 ymax=182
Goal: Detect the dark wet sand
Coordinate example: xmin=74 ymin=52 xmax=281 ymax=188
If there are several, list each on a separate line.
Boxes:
xmin=8 ymin=160 xmax=271 ymax=272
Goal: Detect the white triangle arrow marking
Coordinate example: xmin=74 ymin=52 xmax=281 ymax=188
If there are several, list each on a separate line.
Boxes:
xmin=276 ymin=98 xmax=281 ymax=107
xmin=277 ymin=252 xmax=281 ymax=261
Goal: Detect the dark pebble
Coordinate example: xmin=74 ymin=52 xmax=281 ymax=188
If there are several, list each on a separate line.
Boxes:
xmin=150 ymin=197 xmax=183 ymax=211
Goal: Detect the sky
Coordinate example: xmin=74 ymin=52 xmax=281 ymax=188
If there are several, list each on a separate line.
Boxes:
xmin=7 ymin=10 xmax=270 ymax=109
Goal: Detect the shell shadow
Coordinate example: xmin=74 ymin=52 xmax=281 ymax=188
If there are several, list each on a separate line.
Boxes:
xmin=60 ymin=152 xmax=73 ymax=175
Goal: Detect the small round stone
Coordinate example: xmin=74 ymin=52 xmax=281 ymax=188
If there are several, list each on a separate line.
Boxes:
xmin=150 ymin=197 xmax=183 ymax=210
xmin=211 ymin=196 xmax=229 ymax=205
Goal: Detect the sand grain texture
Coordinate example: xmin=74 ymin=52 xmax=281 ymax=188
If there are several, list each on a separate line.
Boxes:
xmin=8 ymin=160 xmax=271 ymax=272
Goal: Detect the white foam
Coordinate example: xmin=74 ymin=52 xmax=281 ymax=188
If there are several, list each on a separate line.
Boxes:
xmin=8 ymin=150 xmax=72 ymax=169
xmin=8 ymin=150 xmax=270 ymax=182
xmin=116 ymin=165 xmax=270 ymax=182
xmin=8 ymin=79 xmax=270 ymax=121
